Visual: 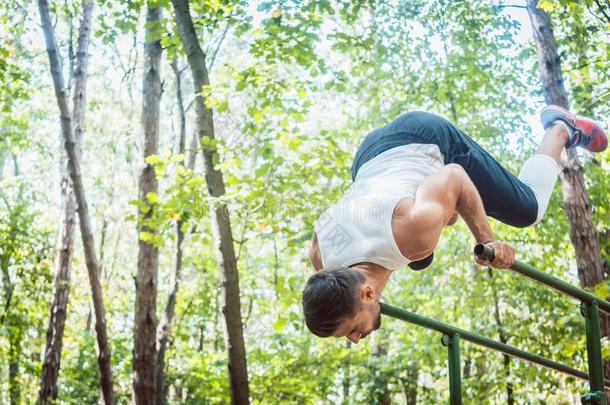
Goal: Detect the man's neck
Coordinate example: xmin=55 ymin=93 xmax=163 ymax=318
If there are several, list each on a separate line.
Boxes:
xmin=351 ymin=262 xmax=393 ymax=298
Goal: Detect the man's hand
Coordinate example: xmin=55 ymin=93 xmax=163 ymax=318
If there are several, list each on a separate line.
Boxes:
xmin=475 ymin=240 xmax=515 ymax=268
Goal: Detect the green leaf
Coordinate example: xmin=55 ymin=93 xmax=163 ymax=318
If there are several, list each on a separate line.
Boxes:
xmin=273 ymin=317 xmax=286 ymax=333
xmin=146 ymin=192 xmax=158 ymax=204
xmin=593 ymin=281 xmax=610 ymax=299
xmin=145 ymin=154 xmax=163 ymax=165
xmin=129 ymin=199 xmax=150 ymax=213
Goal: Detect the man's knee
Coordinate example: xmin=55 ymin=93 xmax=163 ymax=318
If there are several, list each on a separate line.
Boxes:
xmin=488 ymin=197 xmax=538 ymax=228
xmin=506 ymin=203 xmax=538 ymax=228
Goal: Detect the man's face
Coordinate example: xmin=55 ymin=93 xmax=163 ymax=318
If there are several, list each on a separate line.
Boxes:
xmin=332 ymin=301 xmax=381 ymax=344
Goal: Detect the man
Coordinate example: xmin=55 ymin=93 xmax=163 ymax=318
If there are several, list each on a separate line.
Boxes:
xmin=302 ymin=106 xmax=607 ymax=344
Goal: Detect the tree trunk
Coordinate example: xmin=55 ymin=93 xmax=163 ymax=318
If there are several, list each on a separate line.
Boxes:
xmin=569 ymin=16 xmax=610 ymax=385
xmin=187 ymin=129 xmax=198 ymax=170
xmin=170 ymin=1 xmax=250 ymax=403
xmin=133 ymin=2 xmax=162 ymax=404
xmin=404 ymin=364 xmax=418 ymax=404
xmin=156 ymin=222 xmax=183 ymax=404
xmin=399 ymin=363 xmax=418 ymax=405
xmin=526 ymin=0 xmax=609 ymax=399
xmin=39 ymin=1 xmax=93 ymax=402
xmin=526 ymin=2 xmax=604 ymax=284
xmin=371 ymin=344 xmax=391 ymax=405
xmin=2 ymin=257 xmax=21 ymax=405
xmin=172 ymin=60 xmax=187 ymax=155
xmin=156 ymin=59 xmax=189 ymax=405
xmin=39 ymin=181 xmax=76 ymax=403
xmin=37 ymin=1 xmax=114 ymax=403
xmin=9 ymin=331 xmax=22 ymax=405
xmin=342 ymin=341 xmax=350 ymax=403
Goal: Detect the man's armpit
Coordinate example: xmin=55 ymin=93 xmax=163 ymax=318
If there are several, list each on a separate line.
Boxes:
xmin=309 ymin=232 xmax=323 ymax=271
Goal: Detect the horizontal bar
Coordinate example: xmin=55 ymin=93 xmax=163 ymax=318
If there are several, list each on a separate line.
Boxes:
xmin=510 ymin=260 xmax=610 ymax=313
xmin=474 ymin=244 xmax=610 ymax=313
xmin=380 ymin=303 xmax=610 ymax=388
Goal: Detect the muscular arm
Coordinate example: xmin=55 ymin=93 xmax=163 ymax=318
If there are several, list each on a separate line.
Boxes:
xmin=398 ymin=164 xmax=495 ymax=257
xmin=399 ymin=163 xmax=514 ymax=268
xmin=433 ymin=164 xmax=495 ymax=244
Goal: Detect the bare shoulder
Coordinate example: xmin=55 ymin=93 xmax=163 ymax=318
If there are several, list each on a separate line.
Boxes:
xmin=309 ymin=231 xmax=323 ymax=271
xmin=392 ymin=197 xmax=443 ymax=261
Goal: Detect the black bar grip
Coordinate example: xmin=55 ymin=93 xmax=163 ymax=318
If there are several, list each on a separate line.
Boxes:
xmin=474 ymin=243 xmax=495 ymax=261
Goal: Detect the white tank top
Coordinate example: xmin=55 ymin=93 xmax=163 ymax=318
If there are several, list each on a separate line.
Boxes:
xmin=314 ymin=143 xmax=445 ymax=270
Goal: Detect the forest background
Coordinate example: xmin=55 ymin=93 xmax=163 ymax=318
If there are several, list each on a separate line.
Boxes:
xmin=0 ymin=0 xmax=609 ymax=403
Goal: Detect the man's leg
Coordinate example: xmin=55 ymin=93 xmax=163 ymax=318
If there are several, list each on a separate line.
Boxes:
xmin=533 ymin=123 xmax=569 ymax=163
xmin=541 ymin=105 xmax=608 ymax=152
xmin=383 ymin=111 xmax=538 ymax=227
xmin=519 ymin=107 xmax=608 ymax=224
xmin=516 ymin=124 xmax=566 ymax=225
xmin=407 ymin=109 xmax=607 ymax=227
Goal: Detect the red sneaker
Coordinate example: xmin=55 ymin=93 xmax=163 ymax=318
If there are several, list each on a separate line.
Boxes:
xmin=540 ymin=105 xmax=608 ymax=152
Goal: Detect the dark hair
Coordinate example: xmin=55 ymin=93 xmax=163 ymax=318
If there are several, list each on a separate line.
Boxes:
xmin=301 ymin=267 xmax=365 ymax=337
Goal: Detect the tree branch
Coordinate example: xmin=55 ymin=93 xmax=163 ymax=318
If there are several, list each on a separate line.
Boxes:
xmin=594 ymin=0 xmax=610 ymax=25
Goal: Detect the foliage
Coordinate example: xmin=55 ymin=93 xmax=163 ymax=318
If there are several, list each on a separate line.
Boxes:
xmin=0 ymin=4 xmax=31 ymax=157
xmin=0 ymin=200 xmax=53 ymax=402
xmin=0 ymin=0 xmax=608 ymax=403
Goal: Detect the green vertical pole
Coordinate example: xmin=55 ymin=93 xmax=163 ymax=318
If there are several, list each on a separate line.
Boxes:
xmin=442 ymin=333 xmax=462 ymax=405
xmin=581 ymin=301 xmax=606 ymax=405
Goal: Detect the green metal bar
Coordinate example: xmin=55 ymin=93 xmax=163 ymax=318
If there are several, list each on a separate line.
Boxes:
xmin=474 ymin=245 xmax=610 ymax=313
xmin=582 ymin=302 xmax=607 ymax=404
xmin=582 ymin=392 xmax=606 ymax=405
xmin=442 ymin=333 xmax=462 ymax=405
xmin=511 ymin=261 xmax=610 ymax=313
xmin=380 ymin=303 xmax=610 ymax=388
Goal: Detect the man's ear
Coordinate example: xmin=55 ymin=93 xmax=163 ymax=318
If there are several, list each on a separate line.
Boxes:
xmin=360 ymin=284 xmax=375 ymax=302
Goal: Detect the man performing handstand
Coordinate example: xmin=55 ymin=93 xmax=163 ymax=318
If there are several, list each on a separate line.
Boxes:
xmin=303 ymin=106 xmax=607 ymax=344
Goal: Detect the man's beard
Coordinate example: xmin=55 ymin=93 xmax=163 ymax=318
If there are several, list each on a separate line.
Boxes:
xmin=373 ymin=312 xmax=382 ymax=331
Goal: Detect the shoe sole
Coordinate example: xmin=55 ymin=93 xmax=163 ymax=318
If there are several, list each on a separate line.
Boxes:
xmin=540 ymin=105 xmax=575 ymax=129
xmin=541 ymin=105 xmax=607 ymax=152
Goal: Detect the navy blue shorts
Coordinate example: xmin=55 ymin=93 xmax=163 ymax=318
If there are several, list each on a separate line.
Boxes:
xmin=351 ymin=111 xmax=538 ymax=228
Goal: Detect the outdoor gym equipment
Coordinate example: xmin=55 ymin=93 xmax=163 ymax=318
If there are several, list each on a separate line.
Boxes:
xmin=380 ymin=244 xmax=609 ymax=405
